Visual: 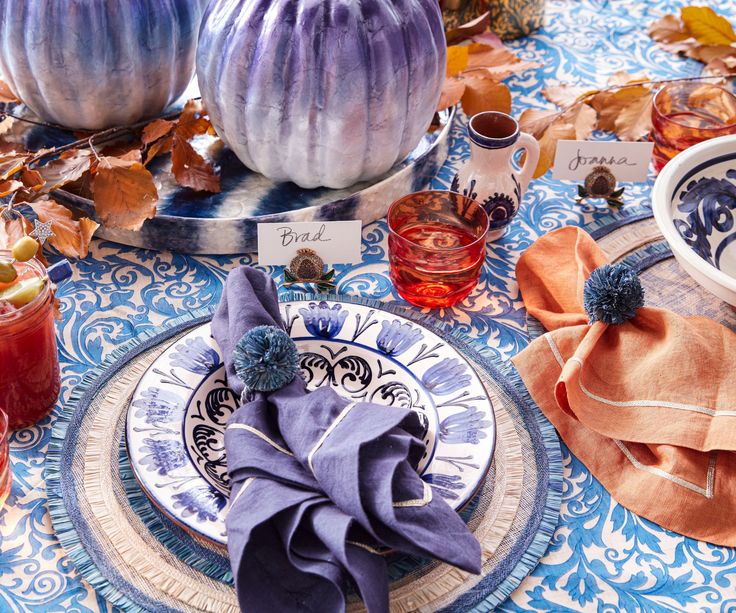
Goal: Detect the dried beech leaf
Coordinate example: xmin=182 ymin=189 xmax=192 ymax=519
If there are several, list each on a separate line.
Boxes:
xmin=543 ymin=84 xmax=598 ymax=107
xmin=519 ymin=108 xmax=563 ymax=138
xmin=460 ymin=76 xmax=512 ymax=116
xmin=465 ymin=46 xmax=539 ymax=79
xmin=566 ymin=103 xmax=598 ymax=140
xmin=436 ymin=78 xmax=467 ymax=111
xmin=533 ymin=120 xmax=576 ymax=178
xmin=177 ymin=100 xmax=213 ymax=141
xmin=590 ymin=85 xmax=651 ymax=133
xmin=0 ymin=179 xmax=23 ymax=197
xmin=689 ymin=44 xmax=736 ymax=64
xmin=648 ymin=14 xmax=697 ymax=54
xmin=613 ymin=91 xmax=654 ymax=141
xmin=607 ymin=71 xmax=650 ymax=86
xmin=115 ymin=149 xmax=143 ymax=163
xmin=0 ymin=214 xmax=32 ymax=249
xmin=681 ymin=6 xmax=736 ymax=46
xmin=0 ymin=79 xmax=18 ymax=104
xmin=144 ymin=135 xmax=174 ymax=165
xmin=20 ymin=169 xmax=44 ymax=190
xmin=447 ymin=46 xmax=470 ymax=77
xmin=11 ymin=168 xmax=46 ymax=202
xmin=93 ymin=158 xmax=158 ymax=231
xmin=29 ymin=198 xmax=99 ymax=258
xmin=446 ymin=11 xmax=490 ymax=45
xmin=702 ymin=54 xmax=736 ymax=77
xmin=171 ymin=136 xmax=221 ymax=193
xmin=142 ymin=119 xmax=176 ymax=146
xmin=38 ymin=150 xmax=92 ymax=192
xmin=0 ymin=153 xmax=28 ymax=181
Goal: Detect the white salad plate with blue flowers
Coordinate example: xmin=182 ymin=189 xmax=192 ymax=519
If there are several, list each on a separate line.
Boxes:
xmin=126 ymin=299 xmax=496 ymax=546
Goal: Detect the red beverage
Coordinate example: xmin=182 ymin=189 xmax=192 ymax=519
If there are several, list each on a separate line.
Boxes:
xmin=388 ymin=191 xmax=488 ymax=309
xmin=0 ymin=410 xmax=9 ymax=510
xmin=0 ymin=253 xmax=60 ymax=429
xmin=651 ymin=82 xmax=736 ymax=173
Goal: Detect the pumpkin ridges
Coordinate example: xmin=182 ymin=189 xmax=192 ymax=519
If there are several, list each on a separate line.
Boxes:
xmin=221 ymin=0 xmax=270 ymax=172
xmin=0 ymin=0 xmax=204 ymax=130
xmin=197 ymin=0 xmax=446 ymax=189
xmin=279 ymin=0 xmax=315 ymax=186
xmin=396 ymin=0 xmax=446 ymax=160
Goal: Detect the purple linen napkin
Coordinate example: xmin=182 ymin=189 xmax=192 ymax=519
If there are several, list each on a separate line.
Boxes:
xmin=213 ymin=267 xmax=481 ymax=613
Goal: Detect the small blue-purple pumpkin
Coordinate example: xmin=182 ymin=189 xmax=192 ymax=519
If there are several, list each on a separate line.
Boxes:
xmin=0 ymin=0 xmax=208 ymax=130
xmin=196 ymin=0 xmax=447 ymax=189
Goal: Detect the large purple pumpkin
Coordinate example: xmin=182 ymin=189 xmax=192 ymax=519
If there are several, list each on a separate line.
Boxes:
xmin=0 ymin=0 xmax=207 ymax=130
xmin=197 ymin=0 xmax=447 ymax=189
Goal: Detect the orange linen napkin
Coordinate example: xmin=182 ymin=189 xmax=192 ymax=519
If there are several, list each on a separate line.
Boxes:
xmin=511 ymin=226 xmax=736 ymax=546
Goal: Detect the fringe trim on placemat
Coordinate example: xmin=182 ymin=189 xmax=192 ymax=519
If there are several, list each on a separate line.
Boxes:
xmin=46 ymin=308 xmax=215 ymax=613
xmin=117 ymin=443 xmax=233 ymax=585
xmin=471 ymin=359 xmax=564 ymax=612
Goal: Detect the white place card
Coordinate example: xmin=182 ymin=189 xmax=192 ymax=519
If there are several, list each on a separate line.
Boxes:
xmin=552 ymin=140 xmax=654 ymax=182
xmin=257 ymin=220 xmax=362 ymax=266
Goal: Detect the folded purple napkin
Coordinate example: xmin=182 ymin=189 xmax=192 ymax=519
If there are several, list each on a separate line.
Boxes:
xmin=212 ymin=267 xmax=481 ymax=613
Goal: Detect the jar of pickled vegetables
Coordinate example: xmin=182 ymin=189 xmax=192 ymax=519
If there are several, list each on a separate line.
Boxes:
xmin=0 ymin=251 xmax=60 ymax=429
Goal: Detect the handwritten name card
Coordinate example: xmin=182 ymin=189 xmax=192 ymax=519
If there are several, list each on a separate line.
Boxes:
xmin=257 ymin=220 xmax=362 ymax=266
xmin=553 ymin=140 xmax=654 ymax=182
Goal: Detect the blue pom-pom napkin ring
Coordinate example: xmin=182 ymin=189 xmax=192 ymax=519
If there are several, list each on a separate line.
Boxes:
xmin=233 ymin=325 xmax=300 ymax=392
xmin=583 ymin=263 xmax=644 ymax=325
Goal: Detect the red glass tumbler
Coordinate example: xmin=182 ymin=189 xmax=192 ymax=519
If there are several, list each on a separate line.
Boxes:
xmin=651 ymin=82 xmax=736 ymax=173
xmin=0 ymin=253 xmax=60 ymax=429
xmin=388 ymin=190 xmax=489 ymax=309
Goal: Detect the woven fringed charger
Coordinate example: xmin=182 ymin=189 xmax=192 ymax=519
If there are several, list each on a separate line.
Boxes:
xmin=47 ymin=298 xmax=563 ymax=613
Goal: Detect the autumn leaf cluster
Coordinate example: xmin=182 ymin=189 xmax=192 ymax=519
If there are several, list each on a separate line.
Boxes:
xmin=437 ymin=12 xmax=540 ymax=117
xmin=0 ymin=96 xmax=221 ymax=258
xmin=517 ymin=6 xmax=736 ymax=178
xmin=648 ymin=6 xmax=736 ymax=76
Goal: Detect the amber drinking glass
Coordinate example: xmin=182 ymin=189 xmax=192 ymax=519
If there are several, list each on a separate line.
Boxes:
xmin=0 ymin=409 xmax=10 ymax=510
xmin=651 ymin=82 xmax=736 ymax=173
xmin=388 ymin=190 xmax=489 ymax=309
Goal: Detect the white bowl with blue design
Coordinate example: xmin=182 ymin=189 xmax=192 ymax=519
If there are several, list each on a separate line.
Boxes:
xmin=126 ymin=300 xmax=496 ymax=546
xmin=652 ymin=135 xmax=736 ymax=306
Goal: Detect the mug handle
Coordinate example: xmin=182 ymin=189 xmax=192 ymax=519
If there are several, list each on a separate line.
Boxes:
xmin=514 ymin=132 xmax=540 ymax=194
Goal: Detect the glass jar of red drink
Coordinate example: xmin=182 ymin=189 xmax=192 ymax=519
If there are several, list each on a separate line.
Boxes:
xmin=0 ymin=252 xmax=60 ymax=429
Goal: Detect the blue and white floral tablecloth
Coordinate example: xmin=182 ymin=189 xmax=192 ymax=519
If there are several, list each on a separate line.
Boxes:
xmin=3 ymin=1 xmax=736 ymax=611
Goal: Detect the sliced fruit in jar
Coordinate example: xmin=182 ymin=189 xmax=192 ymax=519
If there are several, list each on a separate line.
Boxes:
xmin=0 ymin=276 xmax=46 ymax=307
xmin=0 ymin=261 xmax=17 ymax=283
xmin=11 ymin=236 xmax=39 ymax=262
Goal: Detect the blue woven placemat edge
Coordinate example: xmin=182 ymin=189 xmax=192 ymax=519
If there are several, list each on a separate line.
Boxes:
xmin=46 ymin=308 xmax=216 ymax=613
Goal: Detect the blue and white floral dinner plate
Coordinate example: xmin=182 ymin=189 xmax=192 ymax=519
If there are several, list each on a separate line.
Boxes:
xmin=125 ymin=300 xmax=496 ymax=546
